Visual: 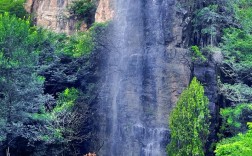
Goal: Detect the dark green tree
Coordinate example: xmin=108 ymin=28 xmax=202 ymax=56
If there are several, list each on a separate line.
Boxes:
xmin=31 ymin=88 xmax=91 ymax=155
xmin=0 ymin=13 xmax=51 ymax=153
xmin=68 ymin=0 xmax=96 ymax=26
xmin=0 ymin=0 xmax=27 ymax=18
xmin=167 ymin=77 xmax=210 ymax=156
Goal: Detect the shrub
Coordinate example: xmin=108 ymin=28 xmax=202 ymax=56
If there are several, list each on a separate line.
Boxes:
xmin=219 ymin=104 xmax=252 ymax=137
xmin=0 ymin=0 xmax=27 ymax=18
xmin=68 ymin=0 xmax=96 ymax=26
xmin=215 ymin=122 xmax=252 ymax=156
xmin=191 ymin=45 xmax=207 ymax=62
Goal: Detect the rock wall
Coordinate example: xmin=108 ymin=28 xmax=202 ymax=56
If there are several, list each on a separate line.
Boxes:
xmin=96 ymin=0 xmax=191 ymax=155
xmin=25 ymin=0 xmax=113 ymax=34
xmin=95 ymin=0 xmax=114 ymax=22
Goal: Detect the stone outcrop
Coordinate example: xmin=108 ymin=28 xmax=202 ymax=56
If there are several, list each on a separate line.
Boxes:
xmin=25 ymin=0 xmax=87 ymax=34
xmin=95 ymin=0 xmax=114 ymax=22
xmin=25 ymin=0 xmax=113 ymax=34
xmin=96 ymin=0 xmax=191 ymax=155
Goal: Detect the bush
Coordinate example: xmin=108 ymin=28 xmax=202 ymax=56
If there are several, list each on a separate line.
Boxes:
xmin=219 ymin=83 xmax=252 ymax=103
xmin=215 ymin=122 xmax=252 ymax=156
xmin=62 ymin=32 xmax=94 ymax=57
xmin=219 ymin=104 xmax=252 ymax=137
xmin=167 ymin=77 xmax=210 ymax=156
xmin=0 ymin=0 xmax=27 ymax=18
xmin=68 ymin=0 xmax=96 ymax=26
xmin=191 ymin=45 xmax=207 ymax=62
xmin=32 ymin=88 xmax=89 ymax=154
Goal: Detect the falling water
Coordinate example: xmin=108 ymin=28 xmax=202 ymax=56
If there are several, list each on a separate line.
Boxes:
xmin=98 ymin=0 xmax=189 ymax=155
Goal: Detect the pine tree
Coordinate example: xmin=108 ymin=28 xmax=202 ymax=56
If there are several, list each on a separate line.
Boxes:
xmin=167 ymin=77 xmax=210 ymax=156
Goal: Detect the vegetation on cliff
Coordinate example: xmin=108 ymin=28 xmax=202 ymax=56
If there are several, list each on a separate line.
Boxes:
xmin=215 ymin=122 xmax=252 ymax=156
xmin=2 ymin=0 xmax=252 ymax=155
xmin=0 ymin=0 xmax=27 ymax=18
xmin=171 ymin=0 xmax=252 ymax=155
xmin=0 ymin=2 xmax=106 ymax=153
xmin=68 ymin=0 xmax=96 ymax=26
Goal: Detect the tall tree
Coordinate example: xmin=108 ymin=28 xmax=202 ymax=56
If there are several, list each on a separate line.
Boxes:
xmin=0 ymin=13 xmax=51 ymax=153
xmin=167 ymin=77 xmax=210 ymax=156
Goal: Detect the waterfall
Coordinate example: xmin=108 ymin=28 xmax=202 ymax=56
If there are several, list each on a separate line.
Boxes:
xmin=97 ymin=0 xmax=190 ymax=155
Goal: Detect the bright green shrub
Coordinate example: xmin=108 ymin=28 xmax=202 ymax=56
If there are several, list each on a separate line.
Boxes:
xmin=215 ymin=122 xmax=252 ymax=156
xmin=220 ymin=104 xmax=252 ymax=137
xmin=0 ymin=0 xmax=27 ymax=18
xmin=60 ymin=22 xmax=109 ymax=58
xmin=191 ymin=45 xmax=207 ymax=62
xmin=167 ymin=77 xmax=210 ymax=156
xmin=63 ymin=32 xmax=94 ymax=57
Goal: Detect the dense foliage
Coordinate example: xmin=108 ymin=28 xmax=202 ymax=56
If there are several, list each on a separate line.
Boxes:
xmin=215 ymin=122 xmax=252 ymax=156
xmin=0 ymin=12 xmax=50 ymax=152
xmin=68 ymin=0 xmax=96 ymax=26
xmin=219 ymin=0 xmax=252 ymax=104
xmin=0 ymin=0 xmax=27 ymax=18
xmin=219 ymin=104 xmax=252 ymax=137
xmin=0 ymin=8 xmax=104 ymax=154
xmin=191 ymin=45 xmax=207 ymax=62
xmin=167 ymin=77 xmax=210 ymax=156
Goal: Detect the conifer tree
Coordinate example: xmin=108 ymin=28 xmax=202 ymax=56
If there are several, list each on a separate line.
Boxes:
xmin=167 ymin=77 xmax=210 ymax=156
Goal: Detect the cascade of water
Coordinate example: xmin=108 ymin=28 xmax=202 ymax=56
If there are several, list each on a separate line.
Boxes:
xmin=98 ymin=0 xmax=179 ymax=155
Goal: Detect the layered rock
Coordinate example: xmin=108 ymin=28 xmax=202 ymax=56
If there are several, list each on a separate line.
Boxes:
xmin=95 ymin=0 xmax=114 ymax=22
xmin=96 ymin=0 xmax=191 ymax=155
xmin=25 ymin=0 xmax=113 ymax=34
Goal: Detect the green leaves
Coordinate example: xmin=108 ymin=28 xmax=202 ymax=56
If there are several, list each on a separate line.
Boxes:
xmin=167 ymin=77 xmax=210 ymax=156
xmin=191 ymin=45 xmax=207 ymax=62
xmin=68 ymin=0 xmax=96 ymax=25
xmin=62 ymin=31 xmax=94 ymax=58
xmin=0 ymin=13 xmax=39 ymax=69
xmin=215 ymin=122 xmax=252 ymax=156
xmin=219 ymin=104 xmax=252 ymax=137
xmin=0 ymin=0 xmax=27 ymax=18
xmin=220 ymin=0 xmax=252 ymax=106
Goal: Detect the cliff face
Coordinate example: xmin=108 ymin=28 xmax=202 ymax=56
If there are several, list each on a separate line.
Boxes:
xmin=25 ymin=0 xmax=113 ymax=34
xmin=24 ymin=0 xmax=219 ymax=155
xmin=96 ymin=0 xmax=191 ymax=155
xmin=95 ymin=0 xmax=114 ymax=22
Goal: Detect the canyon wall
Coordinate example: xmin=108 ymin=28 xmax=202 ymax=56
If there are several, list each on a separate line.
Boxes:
xmin=96 ymin=0 xmax=191 ymax=155
xmin=25 ymin=0 xmax=113 ymax=34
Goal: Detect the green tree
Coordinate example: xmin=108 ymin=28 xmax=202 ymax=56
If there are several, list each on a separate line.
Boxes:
xmin=68 ymin=0 xmax=96 ymax=26
xmin=193 ymin=5 xmax=221 ymax=46
xmin=167 ymin=77 xmax=210 ymax=156
xmin=0 ymin=13 xmax=51 ymax=152
xmin=0 ymin=0 xmax=27 ymax=18
xmin=219 ymin=103 xmax=252 ymax=138
xmin=32 ymin=88 xmax=90 ymax=155
xmin=215 ymin=122 xmax=252 ymax=156
xmin=219 ymin=0 xmax=252 ymax=104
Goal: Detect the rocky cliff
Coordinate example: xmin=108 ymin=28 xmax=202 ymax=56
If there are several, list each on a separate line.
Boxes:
xmin=24 ymin=0 xmax=219 ymax=155
xmin=96 ymin=0 xmax=191 ymax=155
xmin=95 ymin=0 xmax=114 ymax=22
xmin=25 ymin=0 xmax=113 ymax=34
